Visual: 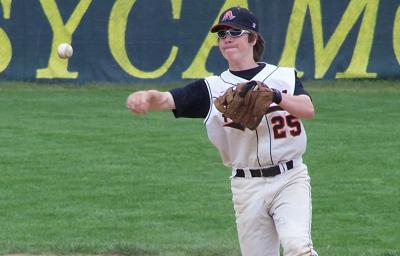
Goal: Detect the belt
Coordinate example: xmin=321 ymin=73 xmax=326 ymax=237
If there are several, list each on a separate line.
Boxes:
xmin=235 ymin=160 xmax=293 ymax=178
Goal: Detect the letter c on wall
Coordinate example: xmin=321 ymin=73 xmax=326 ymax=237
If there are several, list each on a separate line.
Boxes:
xmin=394 ymin=7 xmax=400 ymax=64
xmin=0 ymin=28 xmax=12 ymax=73
xmin=108 ymin=0 xmax=178 ymax=79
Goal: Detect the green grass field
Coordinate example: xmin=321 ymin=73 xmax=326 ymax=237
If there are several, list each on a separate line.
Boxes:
xmin=0 ymin=80 xmax=399 ymax=256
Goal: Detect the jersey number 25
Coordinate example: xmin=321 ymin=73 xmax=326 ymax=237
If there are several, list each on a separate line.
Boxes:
xmin=271 ymin=115 xmax=301 ymax=139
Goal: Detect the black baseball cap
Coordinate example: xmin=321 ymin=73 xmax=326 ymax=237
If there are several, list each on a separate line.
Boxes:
xmin=210 ymin=7 xmax=259 ymax=33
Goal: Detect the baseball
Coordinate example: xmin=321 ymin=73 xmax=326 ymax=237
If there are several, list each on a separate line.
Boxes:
xmin=57 ymin=43 xmax=73 ymax=59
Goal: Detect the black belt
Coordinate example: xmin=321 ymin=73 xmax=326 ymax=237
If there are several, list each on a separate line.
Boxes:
xmin=235 ymin=160 xmax=293 ymax=178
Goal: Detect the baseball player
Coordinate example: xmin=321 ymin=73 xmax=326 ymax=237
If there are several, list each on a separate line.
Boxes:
xmin=126 ymin=7 xmax=318 ymax=256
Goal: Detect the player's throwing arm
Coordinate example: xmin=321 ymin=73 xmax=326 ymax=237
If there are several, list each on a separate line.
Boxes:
xmin=126 ymin=90 xmax=175 ymax=114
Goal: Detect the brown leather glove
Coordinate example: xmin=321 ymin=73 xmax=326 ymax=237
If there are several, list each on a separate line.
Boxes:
xmin=214 ymin=80 xmax=273 ymax=130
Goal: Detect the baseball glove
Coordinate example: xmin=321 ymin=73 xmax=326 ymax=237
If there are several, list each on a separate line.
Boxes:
xmin=214 ymin=80 xmax=274 ymax=130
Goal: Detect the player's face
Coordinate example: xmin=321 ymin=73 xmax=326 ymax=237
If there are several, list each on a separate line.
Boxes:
xmin=217 ymin=29 xmax=255 ymax=65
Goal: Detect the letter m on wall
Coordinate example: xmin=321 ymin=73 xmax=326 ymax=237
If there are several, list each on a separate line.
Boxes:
xmin=279 ymin=0 xmax=379 ymax=79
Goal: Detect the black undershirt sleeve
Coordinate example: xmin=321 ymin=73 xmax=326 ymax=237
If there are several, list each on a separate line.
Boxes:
xmin=169 ymin=79 xmax=210 ymax=118
xmin=293 ymin=71 xmax=311 ymax=99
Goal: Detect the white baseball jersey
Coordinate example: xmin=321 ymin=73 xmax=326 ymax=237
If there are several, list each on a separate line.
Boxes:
xmin=204 ymin=63 xmax=307 ymax=169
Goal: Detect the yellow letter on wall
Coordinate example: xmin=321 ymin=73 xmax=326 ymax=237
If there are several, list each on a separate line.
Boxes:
xmin=182 ymin=0 xmax=249 ymax=79
xmin=0 ymin=29 xmax=11 ymax=73
xmin=278 ymin=0 xmax=307 ymax=77
xmin=335 ymin=0 xmax=378 ymax=79
xmin=36 ymin=0 xmax=92 ymax=79
xmin=279 ymin=0 xmax=378 ymax=79
xmin=394 ymin=7 xmax=400 ymax=65
xmin=1 ymin=0 xmax=11 ymax=19
xmin=171 ymin=0 xmax=182 ymax=19
xmin=108 ymin=0 xmax=179 ymax=79
xmin=0 ymin=0 xmax=12 ymax=73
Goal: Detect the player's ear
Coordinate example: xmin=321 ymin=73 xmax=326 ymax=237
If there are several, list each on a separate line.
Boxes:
xmin=248 ymin=33 xmax=257 ymax=46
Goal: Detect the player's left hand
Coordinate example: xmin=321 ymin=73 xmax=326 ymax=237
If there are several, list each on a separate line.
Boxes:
xmin=214 ymin=80 xmax=274 ymax=130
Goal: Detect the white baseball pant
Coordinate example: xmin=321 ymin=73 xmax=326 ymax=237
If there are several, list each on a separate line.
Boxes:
xmin=230 ymin=164 xmax=318 ymax=256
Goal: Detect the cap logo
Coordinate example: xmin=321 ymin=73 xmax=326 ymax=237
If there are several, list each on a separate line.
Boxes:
xmin=221 ymin=11 xmax=236 ymax=21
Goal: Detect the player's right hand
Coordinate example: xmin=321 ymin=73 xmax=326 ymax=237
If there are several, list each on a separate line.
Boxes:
xmin=126 ymin=91 xmax=151 ymax=114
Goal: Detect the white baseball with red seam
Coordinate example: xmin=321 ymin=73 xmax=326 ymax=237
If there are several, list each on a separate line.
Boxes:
xmin=57 ymin=43 xmax=73 ymax=59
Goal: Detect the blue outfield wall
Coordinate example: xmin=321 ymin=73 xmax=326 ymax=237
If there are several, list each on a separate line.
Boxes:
xmin=0 ymin=0 xmax=399 ymax=83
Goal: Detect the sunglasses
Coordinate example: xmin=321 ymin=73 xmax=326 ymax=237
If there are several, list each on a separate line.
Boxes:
xmin=216 ymin=29 xmax=251 ymax=39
